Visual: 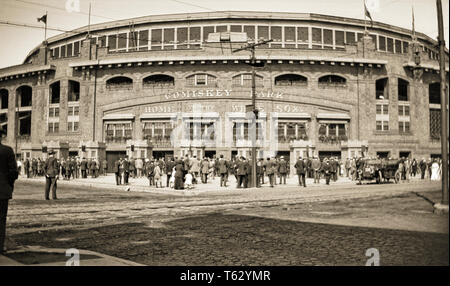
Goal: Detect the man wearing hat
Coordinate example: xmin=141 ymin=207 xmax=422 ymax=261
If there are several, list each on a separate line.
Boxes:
xmin=294 ymin=156 xmax=307 ymax=187
xmin=0 ymin=126 xmax=19 ymax=254
xmin=278 ymin=156 xmax=288 ymax=185
xmin=43 ymin=149 xmax=59 ymax=200
xmin=322 ymin=158 xmax=333 ymax=185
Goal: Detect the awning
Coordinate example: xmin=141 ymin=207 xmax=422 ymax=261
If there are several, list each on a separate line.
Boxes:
xmin=316 ymin=113 xmax=351 ymax=120
xmin=102 ymin=113 xmax=135 ymax=120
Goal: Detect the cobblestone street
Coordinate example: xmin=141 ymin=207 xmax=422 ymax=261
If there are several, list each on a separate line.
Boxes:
xmin=5 ymin=179 xmax=449 ymax=266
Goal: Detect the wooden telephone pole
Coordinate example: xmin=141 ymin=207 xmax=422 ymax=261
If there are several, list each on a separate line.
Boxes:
xmin=436 ymin=0 xmax=448 ymax=205
xmin=232 ymin=39 xmax=273 ymax=188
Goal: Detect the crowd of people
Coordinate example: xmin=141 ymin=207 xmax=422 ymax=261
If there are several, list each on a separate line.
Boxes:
xmin=15 ymin=154 xmax=445 ymax=190
xmin=17 ymin=157 xmax=108 ymax=180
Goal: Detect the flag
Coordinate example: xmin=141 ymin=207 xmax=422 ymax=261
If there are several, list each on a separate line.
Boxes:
xmin=37 ymin=14 xmax=47 ymax=24
xmin=364 ymin=2 xmax=373 ymax=27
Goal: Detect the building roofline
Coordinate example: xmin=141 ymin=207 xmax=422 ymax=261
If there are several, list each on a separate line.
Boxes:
xmin=22 ymin=11 xmax=446 ymax=64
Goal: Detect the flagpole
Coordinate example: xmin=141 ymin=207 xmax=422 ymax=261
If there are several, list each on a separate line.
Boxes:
xmin=44 ymin=11 xmax=47 ymax=41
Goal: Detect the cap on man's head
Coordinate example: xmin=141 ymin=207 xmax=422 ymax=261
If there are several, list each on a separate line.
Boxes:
xmin=48 ymin=149 xmax=55 ymax=155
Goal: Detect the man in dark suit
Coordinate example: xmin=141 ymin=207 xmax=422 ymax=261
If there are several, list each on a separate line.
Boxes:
xmin=43 ymin=149 xmax=59 ymax=200
xmin=114 ymin=158 xmax=121 ymax=185
xmin=80 ymin=158 xmax=88 ymax=178
xmin=165 ymin=158 xmax=175 ymax=187
xmin=0 ymin=126 xmax=19 ymax=254
xmin=123 ymin=157 xmax=130 ymax=185
xmin=236 ymin=157 xmax=247 ymax=188
xmin=218 ymin=155 xmax=228 ymax=187
xmin=278 ymin=156 xmax=288 ymax=184
xmin=294 ymin=157 xmax=306 ymax=187
xmin=322 ymin=158 xmax=333 ymax=185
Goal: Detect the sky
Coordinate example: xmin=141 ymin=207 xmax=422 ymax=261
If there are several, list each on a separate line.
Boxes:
xmin=0 ymin=0 xmax=448 ymax=69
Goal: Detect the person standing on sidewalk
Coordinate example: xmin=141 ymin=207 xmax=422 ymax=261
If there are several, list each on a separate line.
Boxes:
xmin=114 ymin=158 xmax=122 ymax=185
xmin=0 ymin=126 xmax=19 ymax=254
xmin=276 ymin=156 xmax=286 ymax=185
xmin=294 ymin=156 xmax=306 ymax=188
xmin=102 ymin=158 xmax=108 ymax=176
xmin=123 ymin=157 xmax=130 ymax=185
xmin=43 ymin=150 xmax=59 ymax=200
xmin=322 ymin=158 xmax=332 ymax=185
xmin=311 ymin=156 xmax=321 ymax=184
xmin=218 ymin=155 xmax=228 ymax=187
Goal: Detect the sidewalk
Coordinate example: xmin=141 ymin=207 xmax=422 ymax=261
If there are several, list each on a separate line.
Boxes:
xmin=0 ymin=246 xmax=144 ymax=266
xmin=17 ymin=173 xmax=429 ymax=196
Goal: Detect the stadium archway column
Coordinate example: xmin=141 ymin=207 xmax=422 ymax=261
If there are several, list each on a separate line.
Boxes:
xmin=78 ymin=141 xmax=106 ymax=162
xmin=290 ymin=140 xmax=315 ymax=175
xmin=42 ymin=140 xmax=69 ymax=160
xmin=126 ymin=139 xmax=153 ymax=160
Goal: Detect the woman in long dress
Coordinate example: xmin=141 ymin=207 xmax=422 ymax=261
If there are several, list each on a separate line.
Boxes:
xmin=430 ymin=160 xmax=440 ymax=181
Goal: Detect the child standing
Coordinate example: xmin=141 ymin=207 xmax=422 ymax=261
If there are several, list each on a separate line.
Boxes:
xmin=185 ymin=172 xmax=193 ymax=189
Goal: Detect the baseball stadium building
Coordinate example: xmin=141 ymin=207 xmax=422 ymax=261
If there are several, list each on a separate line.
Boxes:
xmin=0 ymin=11 xmax=448 ymax=172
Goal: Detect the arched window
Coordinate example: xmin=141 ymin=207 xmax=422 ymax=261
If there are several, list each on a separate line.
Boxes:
xmin=50 ymin=81 xmax=60 ymax=104
xmin=106 ymin=76 xmax=133 ymax=90
xmin=398 ymin=78 xmax=409 ymax=101
xmin=16 ymin=85 xmax=32 ymax=107
xmin=68 ymin=80 xmax=80 ymax=102
xmin=376 ymin=78 xmax=389 ymax=100
xmin=186 ymin=74 xmax=217 ymax=87
xmin=0 ymin=89 xmax=8 ymax=109
xmin=143 ymin=74 xmax=174 ymax=88
xmin=232 ymin=73 xmax=263 ymax=87
xmin=429 ymin=82 xmax=441 ymax=104
xmin=318 ymin=75 xmax=346 ymax=87
xmin=275 ymin=74 xmax=307 ymax=86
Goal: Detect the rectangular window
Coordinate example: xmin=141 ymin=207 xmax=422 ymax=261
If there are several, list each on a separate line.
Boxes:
xmin=402 ymin=41 xmax=409 ymax=54
xmin=297 ymin=27 xmax=308 ymax=43
xmin=312 ymin=27 xmax=322 ymax=44
xmin=244 ymin=25 xmax=255 ymax=41
xmin=203 ymin=26 xmax=214 ymax=42
xmin=60 ymin=45 xmax=66 ymax=57
xmin=335 ymin=30 xmax=344 ymax=46
xmin=323 ymin=29 xmax=333 ymax=45
xmin=151 ymin=29 xmax=162 ymax=47
xmin=376 ymin=104 xmax=388 ymax=115
xmin=429 ymin=109 xmax=441 ymax=139
xmin=216 ymin=25 xmax=227 ymax=32
xmin=257 ymin=26 xmax=269 ymax=40
xmin=387 ymin=37 xmax=394 ymax=52
xmin=230 ymin=25 xmax=242 ymax=32
xmin=379 ymin=36 xmax=386 ymax=51
xmin=108 ymin=35 xmax=117 ymax=50
xmin=376 ymin=120 xmax=389 ymax=131
xmin=117 ymin=33 xmax=127 ymax=50
xmin=138 ymin=30 xmax=149 ymax=50
xmin=284 ymin=26 xmax=295 ymax=42
xmin=370 ymin=34 xmax=377 ymax=50
xmin=67 ymin=43 xmax=73 ymax=57
xmin=73 ymin=41 xmax=80 ymax=55
xmin=395 ymin=39 xmax=402 ymax=53
xmin=128 ymin=31 xmax=138 ymax=51
xmin=271 ymin=26 xmax=282 ymax=42
xmin=177 ymin=27 xmax=188 ymax=48
xmin=346 ymin=31 xmax=355 ymax=44
xmin=196 ymin=74 xmax=206 ymax=86
xmin=164 ymin=28 xmax=174 ymax=45
xmin=189 ymin=27 xmax=201 ymax=43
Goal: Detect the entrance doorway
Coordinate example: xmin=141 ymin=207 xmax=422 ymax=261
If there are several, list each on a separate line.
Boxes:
xmin=231 ymin=150 xmax=238 ymax=160
xmin=106 ymin=151 xmax=126 ymax=172
xmin=204 ymin=150 xmax=216 ymax=159
xmin=399 ymin=151 xmax=411 ymax=159
xmin=69 ymin=151 xmax=78 ymax=158
xmin=376 ymin=151 xmax=389 ymax=159
xmin=153 ymin=151 xmax=174 ymax=161
xmin=318 ymin=151 xmax=341 ymax=161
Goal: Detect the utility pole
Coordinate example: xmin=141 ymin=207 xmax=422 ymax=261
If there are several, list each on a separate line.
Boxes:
xmin=232 ymin=39 xmax=273 ymax=188
xmin=436 ymin=0 xmax=448 ymax=205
